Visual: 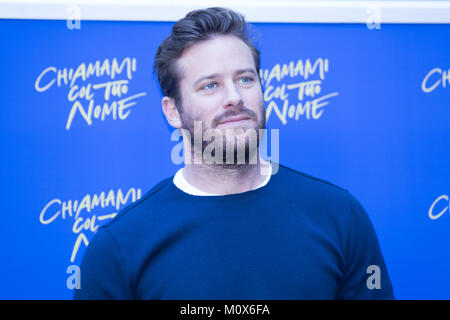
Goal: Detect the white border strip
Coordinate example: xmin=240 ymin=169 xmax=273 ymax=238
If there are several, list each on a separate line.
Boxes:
xmin=1 ymin=0 xmax=450 ymax=23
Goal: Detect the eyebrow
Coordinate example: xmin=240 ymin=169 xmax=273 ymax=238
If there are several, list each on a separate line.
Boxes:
xmin=193 ymin=68 xmax=257 ymax=87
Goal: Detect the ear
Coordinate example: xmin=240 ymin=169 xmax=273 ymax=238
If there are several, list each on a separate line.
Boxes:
xmin=162 ymin=96 xmax=182 ymax=128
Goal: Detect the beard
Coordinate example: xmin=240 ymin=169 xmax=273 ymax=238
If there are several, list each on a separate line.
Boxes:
xmin=179 ymin=101 xmax=266 ymax=168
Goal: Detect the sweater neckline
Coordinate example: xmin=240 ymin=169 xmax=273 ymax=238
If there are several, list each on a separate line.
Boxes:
xmin=169 ymin=163 xmax=278 ymax=200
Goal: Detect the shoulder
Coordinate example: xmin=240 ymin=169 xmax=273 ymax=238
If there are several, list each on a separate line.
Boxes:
xmin=79 ymin=176 xmax=177 ymax=277
xmin=277 ymin=165 xmax=378 ymax=242
xmin=276 ymin=163 xmax=349 ymax=196
xmin=100 ymin=176 xmax=174 ymax=230
xmin=274 ymin=163 xmax=361 ymax=222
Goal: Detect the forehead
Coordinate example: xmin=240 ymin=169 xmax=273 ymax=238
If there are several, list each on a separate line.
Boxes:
xmin=176 ymin=35 xmax=256 ymax=82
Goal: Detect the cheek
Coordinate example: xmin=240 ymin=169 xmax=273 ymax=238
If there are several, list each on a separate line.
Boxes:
xmin=186 ymin=95 xmax=221 ymax=122
xmin=243 ymin=87 xmax=264 ymax=110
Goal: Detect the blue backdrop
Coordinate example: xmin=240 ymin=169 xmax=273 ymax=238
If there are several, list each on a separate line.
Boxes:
xmin=0 ymin=20 xmax=449 ymax=299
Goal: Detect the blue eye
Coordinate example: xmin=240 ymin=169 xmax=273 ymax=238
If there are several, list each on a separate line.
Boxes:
xmin=203 ymin=82 xmax=217 ymax=90
xmin=240 ymin=76 xmax=253 ymax=84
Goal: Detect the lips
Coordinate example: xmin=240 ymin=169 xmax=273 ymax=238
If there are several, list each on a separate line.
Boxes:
xmin=218 ymin=116 xmax=251 ymax=125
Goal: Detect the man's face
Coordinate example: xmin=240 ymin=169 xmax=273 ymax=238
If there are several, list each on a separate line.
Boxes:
xmin=175 ymin=34 xmax=266 ymax=164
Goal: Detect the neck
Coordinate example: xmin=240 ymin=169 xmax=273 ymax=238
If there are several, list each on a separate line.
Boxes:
xmin=182 ymin=152 xmax=270 ymax=195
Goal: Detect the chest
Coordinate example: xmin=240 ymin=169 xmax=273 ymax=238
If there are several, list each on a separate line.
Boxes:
xmin=133 ymin=214 xmax=345 ymax=299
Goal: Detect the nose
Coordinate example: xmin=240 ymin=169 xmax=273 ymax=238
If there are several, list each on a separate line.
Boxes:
xmin=223 ymin=80 xmax=243 ymax=109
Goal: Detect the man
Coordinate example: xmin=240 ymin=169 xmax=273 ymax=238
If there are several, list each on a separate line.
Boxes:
xmin=74 ymin=7 xmax=394 ymax=300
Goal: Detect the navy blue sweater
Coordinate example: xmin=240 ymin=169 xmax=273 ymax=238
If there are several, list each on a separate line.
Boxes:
xmin=74 ymin=165 xmax=394 ymax=299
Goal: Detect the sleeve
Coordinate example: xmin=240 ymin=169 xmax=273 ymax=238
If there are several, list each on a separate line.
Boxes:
xmin=73 ymin=227 xmax=133 ymax=300
xmin=335 ymin=192 xmax=395 ymax=300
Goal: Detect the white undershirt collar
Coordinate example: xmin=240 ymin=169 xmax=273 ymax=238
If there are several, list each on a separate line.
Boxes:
xmin=173 ymin=159 xmax=272 ymax=196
